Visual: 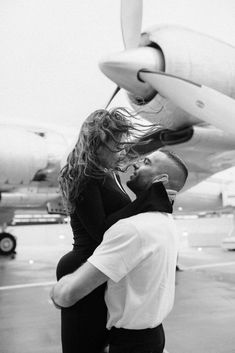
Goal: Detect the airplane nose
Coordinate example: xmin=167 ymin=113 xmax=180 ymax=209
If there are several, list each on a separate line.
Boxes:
xmin=99 ymin=47 xmax=164 ymax=100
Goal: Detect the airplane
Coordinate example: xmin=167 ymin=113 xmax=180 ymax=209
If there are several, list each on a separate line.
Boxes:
xmin=98 ymin=0 xmax=235 ymax=247
xmin=0 ymin=121 xmax=78 ymax=255
xmin=1 ymin=0 xmax=235 ymax=255
xmin=2 ymin=116 xmax=235 ymax=255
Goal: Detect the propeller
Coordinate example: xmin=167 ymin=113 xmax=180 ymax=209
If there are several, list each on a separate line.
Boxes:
xmin=103 ymin=4 xmax=235 ymax=137
xmin=121 ymin=0 xmax=143 ymax=49
xmin=139 ymin=69 xmax=235 ymax=136
xmin=105 ymin=0 xmax=143 ymax=108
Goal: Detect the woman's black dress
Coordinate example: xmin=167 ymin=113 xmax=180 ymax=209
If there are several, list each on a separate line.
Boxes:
xmin=56 ymin=173 xmax=172 ymax=353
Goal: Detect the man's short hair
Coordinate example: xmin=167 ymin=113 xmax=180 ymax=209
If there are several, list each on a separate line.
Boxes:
xmin=161 ymin=150 xmax=188 ymax=190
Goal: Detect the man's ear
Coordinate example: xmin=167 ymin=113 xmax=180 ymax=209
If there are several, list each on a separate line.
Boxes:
xmin=152 ymin=173 xmax=169 ymax=184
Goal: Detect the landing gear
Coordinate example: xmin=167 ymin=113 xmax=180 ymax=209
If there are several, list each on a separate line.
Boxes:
xmin=0 ymin=232 xmax=17 ymax=255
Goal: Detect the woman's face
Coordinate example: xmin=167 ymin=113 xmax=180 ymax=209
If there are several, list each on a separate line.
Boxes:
xmin=97 ymin=134 xmax=126 ymax=170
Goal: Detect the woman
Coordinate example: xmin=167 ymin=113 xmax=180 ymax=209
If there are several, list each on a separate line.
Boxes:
xmin=56 ymin=107 xmax=167 ymax=353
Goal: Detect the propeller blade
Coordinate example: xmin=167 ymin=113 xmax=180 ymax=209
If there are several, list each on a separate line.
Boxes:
xmin=104 ymin=86 xmax=121 ymax=109
xmin=139 ymin=70 xmax=235 ymax=136
xmin=121 ymin=0 xmax=143 ymax=49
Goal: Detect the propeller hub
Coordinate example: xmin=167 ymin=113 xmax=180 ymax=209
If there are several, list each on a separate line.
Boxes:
xmin=99 ymin=47 xmax=165 ymax=101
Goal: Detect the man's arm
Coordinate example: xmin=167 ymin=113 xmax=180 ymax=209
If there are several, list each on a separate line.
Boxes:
xmin=50 ymin=262 xmax=108 ymax=308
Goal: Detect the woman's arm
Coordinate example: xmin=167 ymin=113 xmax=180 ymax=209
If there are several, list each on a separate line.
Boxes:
xmin=75 ymin=180 xmax=170 ymax=243
xmin=75 ymin=178 xmax=138 ymax=243
xmin=74 ymin=181 xmax=110 ymax=244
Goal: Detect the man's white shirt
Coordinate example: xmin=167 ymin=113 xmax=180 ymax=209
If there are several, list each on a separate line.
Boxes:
xmin=88 ymin=212 xmax=179 ymax=329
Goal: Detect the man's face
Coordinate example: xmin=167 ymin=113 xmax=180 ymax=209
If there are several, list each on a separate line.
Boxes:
xmin=127 ymin=152 xmax=167 ymax=194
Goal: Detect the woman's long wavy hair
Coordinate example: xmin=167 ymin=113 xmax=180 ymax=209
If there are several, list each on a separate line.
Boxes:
xmin=59 ymin=107 xmax=157 ymax=214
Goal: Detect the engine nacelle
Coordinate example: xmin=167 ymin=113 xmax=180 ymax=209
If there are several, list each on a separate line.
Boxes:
xmin=130 ymin=26 xmax=235 ymax=129
xmin=0 ymin=187 xmax=60 ymax=208
xmin=101 ymin=25 xmax=235 ymax=130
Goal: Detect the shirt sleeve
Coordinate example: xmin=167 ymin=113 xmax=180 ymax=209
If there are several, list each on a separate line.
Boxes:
xmin=88 ymin=221 xmax=143 ymax=282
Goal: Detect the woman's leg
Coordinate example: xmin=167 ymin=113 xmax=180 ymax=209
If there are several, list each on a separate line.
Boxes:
xmin=61 ymin=287 xmax=108 ymax=353
xmin=56 ymin=251 xmax=109 ymax=353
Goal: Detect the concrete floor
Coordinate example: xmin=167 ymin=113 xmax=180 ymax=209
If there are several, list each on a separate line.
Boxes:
xmin=0 ymin=219 xmax=235 ymax=353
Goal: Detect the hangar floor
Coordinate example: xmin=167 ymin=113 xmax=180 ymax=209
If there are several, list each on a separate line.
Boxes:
xmin=0 ymin=218 xmax=235 ymax=353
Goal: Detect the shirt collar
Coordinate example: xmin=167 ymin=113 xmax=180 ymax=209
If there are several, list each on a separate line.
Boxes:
xmin=137 ymin=182 xmax=174 ymax=214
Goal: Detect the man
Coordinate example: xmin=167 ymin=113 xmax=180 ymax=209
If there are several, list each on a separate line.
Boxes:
xmin=51 ymin=150 xmax=188 ymax=353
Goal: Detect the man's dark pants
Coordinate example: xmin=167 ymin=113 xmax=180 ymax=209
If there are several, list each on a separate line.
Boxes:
xmin=109 ymin=324 xmax=165 ymax=353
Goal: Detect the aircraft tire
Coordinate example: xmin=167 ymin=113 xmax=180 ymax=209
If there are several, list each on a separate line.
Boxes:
xmin=0 ymin=233 xmax=17 ymax=255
